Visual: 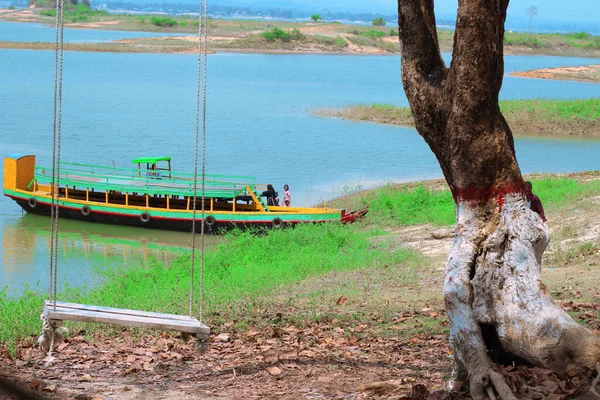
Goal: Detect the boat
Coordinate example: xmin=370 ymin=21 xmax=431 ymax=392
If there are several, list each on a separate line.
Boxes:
xmin=3 ymin=154 xmax=364 ymax=232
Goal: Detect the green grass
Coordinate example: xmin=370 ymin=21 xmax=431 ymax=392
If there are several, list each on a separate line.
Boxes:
xmin=504 ymin=33 xmax=547 ymax=48
xmin=0 ymin=223 xmax=417 ymax=352
xmin=367 ymin=184 xmax=456 ymax=226
xmin=336 ymin=176 xmax=600 ymax=228
xmin=526 ymin=176 xmax=600 ymax=208
xmin=39 ymin=3 xmax=109 ymax=22
xmin=499 ymin=99 xmax=600 ymax=122
xmin=358 ymin=29 xmax=386 ymax=40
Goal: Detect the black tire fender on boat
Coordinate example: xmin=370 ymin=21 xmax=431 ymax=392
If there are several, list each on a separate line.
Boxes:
xmin=272 ymin=217 xmax=285 ymax=228
xmin=28 ymin=197 xmax=37 ymax=209
xmin=81 ymin=205 xmax=92 ymax=217
xmin=205 ymin=215 xmax=216 ymax=228
xmin=140 ymin=212 xmax=151 ymax=223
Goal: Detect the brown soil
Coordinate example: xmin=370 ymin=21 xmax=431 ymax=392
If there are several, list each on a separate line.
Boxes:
xmin=1 ymin=324 xmax=451 ymax=399
xmin=511 ymin=64 xmax=600 ymax=83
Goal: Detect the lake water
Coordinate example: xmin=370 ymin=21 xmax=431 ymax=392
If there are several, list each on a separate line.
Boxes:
xmin=1 ymin=25 xmax=599 ymax=297
xmin=0 ymin=20 xmax=182 ymax=43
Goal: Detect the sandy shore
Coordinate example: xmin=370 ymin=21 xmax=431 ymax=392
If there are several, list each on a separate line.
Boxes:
xmin=510 ymin=64 xmax=600 ymax=83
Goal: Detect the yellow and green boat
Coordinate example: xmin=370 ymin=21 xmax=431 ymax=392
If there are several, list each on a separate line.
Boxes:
xmin=3 ymin=154 xmax=361 ymax=232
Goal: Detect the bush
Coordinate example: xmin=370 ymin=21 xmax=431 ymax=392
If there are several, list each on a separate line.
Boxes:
xmin=389 ymin=29 xmax=398 ymax=36
xmin=150 ymin=16 xmax=179 ymax=27
xmin=8 ymin=5 xmax=15 ymax=9
xmin=335 ymin=37 xmax=347 ymax=47
xmin=261 ymin=27 xmax=303 ymax=42
xmin=372 ymin=17 xmax=386 ymax=26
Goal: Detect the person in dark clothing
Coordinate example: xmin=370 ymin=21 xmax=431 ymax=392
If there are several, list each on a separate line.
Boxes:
xmin=525 ymin=181 xmax=547 ymax=222
xmin=261 ymin=184 xmax=279 ymax=206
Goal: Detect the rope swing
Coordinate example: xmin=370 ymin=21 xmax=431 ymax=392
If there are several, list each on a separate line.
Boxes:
xmin=39 ymin=0 xmax=211 ymax=360
xmin=189 ymin=0 xmax=209 ymax=326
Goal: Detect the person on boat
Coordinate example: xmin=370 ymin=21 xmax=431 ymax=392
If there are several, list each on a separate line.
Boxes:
xmin=261 ymin=184 xmax=279 ymax=206
xmin=282 ymin=184 xmax=291 ymax=207
xmin=525 ymin=181 xmax=547 ymax=222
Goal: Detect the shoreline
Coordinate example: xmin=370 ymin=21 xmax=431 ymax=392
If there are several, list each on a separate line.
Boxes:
xmin=510 ymin=64 xmax=600 ymax=83
xmin=2 ymin=11 xmax=600 ymax=61
xmin=316 ymin=101 xmax=600 ymax=139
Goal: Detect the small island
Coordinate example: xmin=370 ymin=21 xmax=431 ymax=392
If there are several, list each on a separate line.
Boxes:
xmin=316 ymin=99 xmax=600 ymax=138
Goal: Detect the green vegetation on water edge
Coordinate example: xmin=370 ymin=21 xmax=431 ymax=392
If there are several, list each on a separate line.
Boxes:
xmin=318 ymin=99 xmax=600 ymax=137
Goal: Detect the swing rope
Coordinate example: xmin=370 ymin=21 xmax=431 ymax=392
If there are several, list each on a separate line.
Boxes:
xmin=189 ymin=0 xmax=209 ymax=322
xmin=50 ymin=0 xmax=65 ymax=314
xmin=45 ymin=0 xmax=65 ymax=360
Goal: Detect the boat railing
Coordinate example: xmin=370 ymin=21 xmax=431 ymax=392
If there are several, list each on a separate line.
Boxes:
xmin=34 ymin=163 xmax=259 ymax=199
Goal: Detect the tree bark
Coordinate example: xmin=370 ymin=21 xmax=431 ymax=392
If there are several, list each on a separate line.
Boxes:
xmin=397 ymin=1 xmax=600 ymax=398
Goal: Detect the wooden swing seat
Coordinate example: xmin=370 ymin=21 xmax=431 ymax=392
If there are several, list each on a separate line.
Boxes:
xmin=43 ymin=300 xmax=210 ymax=340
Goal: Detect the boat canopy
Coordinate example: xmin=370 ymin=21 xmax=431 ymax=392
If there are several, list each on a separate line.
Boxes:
xmin=132 ymin=156 xmax=172 ymax=164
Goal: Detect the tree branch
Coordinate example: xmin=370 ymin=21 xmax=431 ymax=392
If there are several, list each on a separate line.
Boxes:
xmin=450 ymin=0 xmax=509 ymax=111
xmin=398 ymin=0 xmax=447 ymax=84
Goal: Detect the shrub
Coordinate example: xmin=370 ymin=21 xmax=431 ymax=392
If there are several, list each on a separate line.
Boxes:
xmin=389 ymin=29 xmax=398 ymax=36
xmin=335 ymin=37 xmax=347 ymax=47
xmin=261 ymin=27 xmax=299 ymax=42
xmin=8 ymin=5 xmax=15 ymax=9
xmin=150 ymin=16 xmax=178 ymax=27
xmin=290 ymin=29 xmax=304 ymax=40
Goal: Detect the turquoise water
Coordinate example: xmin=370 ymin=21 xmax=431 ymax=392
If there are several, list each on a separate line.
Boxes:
xmin=0 ymin=20 xmax=183 ymax=43
xmin=1 ymin=30 xmax=600 ymax=296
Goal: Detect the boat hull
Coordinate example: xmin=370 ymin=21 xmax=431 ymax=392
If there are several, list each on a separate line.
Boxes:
xmin=7 ymin=192 xmax=339 ymax=233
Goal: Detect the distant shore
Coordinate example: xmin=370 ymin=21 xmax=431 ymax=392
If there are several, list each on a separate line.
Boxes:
xmin=2 ymin=9 xmax=600 ymax=60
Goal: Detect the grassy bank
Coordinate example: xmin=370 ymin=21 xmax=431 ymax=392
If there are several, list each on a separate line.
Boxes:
xmin=0 ymin=223 xmax=420 ymax=353
xmin=316 ymin=99 xmax=600 ymax=137
xmin=3 ymin=174 xmax=600 ymax=354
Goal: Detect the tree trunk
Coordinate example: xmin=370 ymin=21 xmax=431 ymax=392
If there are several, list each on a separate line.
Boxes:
xmin=397 ymin=1 xmax=600 ymax=398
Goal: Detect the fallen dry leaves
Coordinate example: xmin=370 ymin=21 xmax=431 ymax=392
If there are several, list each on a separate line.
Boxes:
xmin=1 ymin=303 xmax=599 ymax=399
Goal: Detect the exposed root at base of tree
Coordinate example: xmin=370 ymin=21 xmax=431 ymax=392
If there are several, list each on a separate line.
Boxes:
xmin=358 ymin=366 xmax=600 ymax=399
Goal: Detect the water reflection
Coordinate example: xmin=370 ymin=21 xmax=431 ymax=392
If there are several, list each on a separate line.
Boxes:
xmin=0 ymin=213 xmax=221 ymax=297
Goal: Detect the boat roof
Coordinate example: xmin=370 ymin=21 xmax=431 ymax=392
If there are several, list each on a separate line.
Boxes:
xmin=132 ymin=156 xmax=171 ymax=164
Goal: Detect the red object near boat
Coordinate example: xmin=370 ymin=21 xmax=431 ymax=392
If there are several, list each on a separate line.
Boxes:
xmin=341 ymin=208 xmax=369 ymax=224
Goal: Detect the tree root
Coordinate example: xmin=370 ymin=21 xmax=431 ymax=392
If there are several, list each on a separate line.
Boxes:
xmin=488 ymin=369 xmax=517 ymax=400
xmin=468 ymin=367 xmax=518 ymax=400
xmin=590 ymin=362 xmax=600 ymax=398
